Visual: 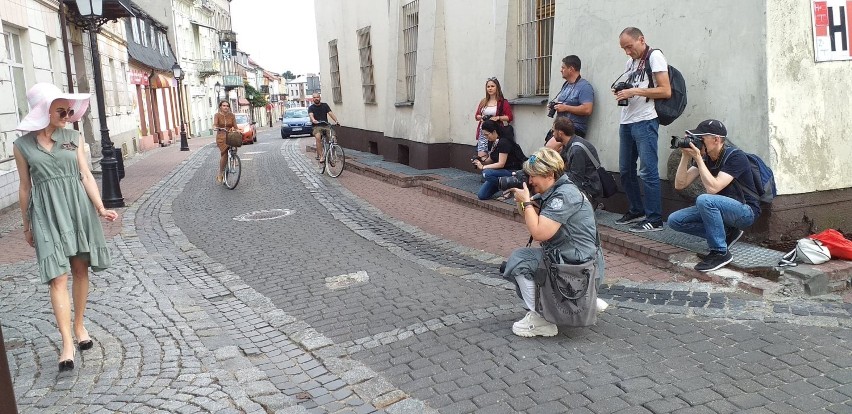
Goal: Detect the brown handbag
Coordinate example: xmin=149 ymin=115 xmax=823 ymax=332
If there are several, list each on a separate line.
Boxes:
xmin=226 ymin=131 xmax=243 ymax=147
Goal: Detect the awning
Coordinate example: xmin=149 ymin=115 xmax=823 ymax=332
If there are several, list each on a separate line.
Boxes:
xmin=238 ymin=98 xmax=250 ymax=106
xmin=149 ymin=73 xmax=173 ymax=89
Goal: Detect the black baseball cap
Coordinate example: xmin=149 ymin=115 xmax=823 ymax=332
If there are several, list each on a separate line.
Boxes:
xmin=686 ymin=119 xmax=727 ymax=138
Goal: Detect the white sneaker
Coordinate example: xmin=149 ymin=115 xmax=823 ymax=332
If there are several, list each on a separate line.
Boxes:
xmin=512 ymin=311 xmax=558 ymax=337
xmin=596 ymin=298 xmax=609 ymax=312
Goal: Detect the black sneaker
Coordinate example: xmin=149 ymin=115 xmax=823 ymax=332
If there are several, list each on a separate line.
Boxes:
xmin=726 ymin=228 xmax=744 ymax=249
xmin=628 ymin=220 xmax=663 ymax=233
xmin=694 ymin=251 xmax=733 ymax=272
xmin=616 ymin=212 xmax=645 ymax=225
xmin=698 ymin=229 xmax=745 ymax=260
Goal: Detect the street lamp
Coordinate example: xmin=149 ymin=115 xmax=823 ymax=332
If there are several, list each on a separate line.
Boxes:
xmin=71 ymin=0 xmax=124 ymax=207
xmin=214 ymin=81 xmax=221 ymax=100
xmin=172 ymin=62 xmax=189 ymax=151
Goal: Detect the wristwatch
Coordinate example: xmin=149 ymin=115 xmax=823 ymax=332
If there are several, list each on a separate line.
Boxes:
xmin=522 ymin=201 xmax=536 ymax=209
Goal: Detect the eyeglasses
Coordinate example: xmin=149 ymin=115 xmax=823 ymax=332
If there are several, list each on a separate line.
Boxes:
xmin=528 ymin=154 xmax=554 ymax=170
xmin=487 ymin=77 xmax=497 ymax=81
xmin=56 ymin=109 xmax=75 ymax=119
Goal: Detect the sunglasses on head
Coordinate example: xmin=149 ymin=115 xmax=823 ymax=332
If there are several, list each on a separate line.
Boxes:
xmin=528 ymin=154 xmax=554 ymax=170
xmin=487 ymin=77 xmax=497 ymax=82
xmin=56 ymin=108 xmax=75 ymax=119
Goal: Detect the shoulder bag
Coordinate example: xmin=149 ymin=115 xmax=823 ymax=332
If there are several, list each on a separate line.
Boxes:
xmin=533 ymin=251 xmax=598 ymax=327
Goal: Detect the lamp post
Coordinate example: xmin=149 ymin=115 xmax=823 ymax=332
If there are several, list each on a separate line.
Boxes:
xmin=172 ymin=63 xmax=189 ymax=151
xmin=72 ymin=0 xmax=124 ymax=207
xmin=214 ymin=81 xmax=221 ymax=101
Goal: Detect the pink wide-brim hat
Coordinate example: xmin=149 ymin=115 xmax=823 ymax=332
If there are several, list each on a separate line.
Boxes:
xmin=16 ymin=83 xmax=91 ymax=132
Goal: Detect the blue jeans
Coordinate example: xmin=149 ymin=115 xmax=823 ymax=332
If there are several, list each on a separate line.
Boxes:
xmin=668 ymin=194 xmax=755 ymax=253
xmin=477 ymin=169 xmax=513 ymax=200
xmin=619 ymin=119 xmax=662 ymax=223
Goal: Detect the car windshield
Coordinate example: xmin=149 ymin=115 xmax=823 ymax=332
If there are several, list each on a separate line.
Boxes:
xmin=285 ymin=109 xmax=308 ymax=119
xmin=234 ymin=114 xmax=249 ymax=124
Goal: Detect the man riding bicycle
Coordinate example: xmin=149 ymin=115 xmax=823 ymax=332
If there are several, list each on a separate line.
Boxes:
xmin=308 ymin=93 xmax=339 ymax=163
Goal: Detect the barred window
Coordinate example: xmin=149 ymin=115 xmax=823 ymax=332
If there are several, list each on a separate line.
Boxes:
xmin=402 ymin=0 xmax=419 ymax=102
xmin=518 ymin=0 xmax=554 ymax=96
xmin=328 ymin=40 xmax=342 ymax=103
xmin=357 ymin=27 xmax=376 ymax=104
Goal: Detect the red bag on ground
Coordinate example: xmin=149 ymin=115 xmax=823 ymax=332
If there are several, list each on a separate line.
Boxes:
xmin=810 ymin=229 xmax=852 ymax=261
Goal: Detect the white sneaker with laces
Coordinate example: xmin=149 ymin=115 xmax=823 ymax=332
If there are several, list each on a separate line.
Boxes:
xmin=596 ymin=298 xmax=609 ymax=312
xmin=512 ymin=311 xmax=558 ymax=337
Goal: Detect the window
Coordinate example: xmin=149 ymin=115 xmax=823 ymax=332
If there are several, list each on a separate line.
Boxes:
xmin=120 ymin=62 xmax=130 ymax=106
xmin=356 ymin=28 xmax=376 ymax=104
xmin=140 ymin=20 xmax=147 ymax=46
xmin=401 ymin=1 xmax=419 ymax=102
xmin=3 ymin=29 xmax=28 ymax=123
xmin=517 ymin=0 xmax=555 ymax=96
xmin=328 ymin=40 xmax=342 ymax=103
xmin=131 ymin=18 xmax=140 ymax=43
xmin=108 ymin=58 xmax=118 ymax=108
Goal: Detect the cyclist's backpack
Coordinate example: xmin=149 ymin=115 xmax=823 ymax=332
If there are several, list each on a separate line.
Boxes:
xmin=723 ymin=148 xmax=777 ymax=204
xmin=644 ymin=48 xmax=687 ymax=126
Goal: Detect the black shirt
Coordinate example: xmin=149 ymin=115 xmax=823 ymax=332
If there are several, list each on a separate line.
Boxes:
xmin=560 ymin=135 xmax=602 ymax=198
xmin=707 ymin=147 xmax=761 ymax=217
xmin=308 ymin=102 xmax=332 ymax=123
xmin=487 ymin=138 xmax=525 ymax=171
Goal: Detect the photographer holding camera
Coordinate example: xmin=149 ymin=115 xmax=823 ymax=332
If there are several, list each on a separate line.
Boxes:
xmin=669 ymin=120 xmax=760 ymax=272
xmin=473 ymin=120 xmax=526 ymax=200
xmin=613 ymin=27 xmax=671 ymax=232
xmin=547 ymin=55 xmax=594 ymax=138
xmin=501 ymin=148 xmax=605 ymax=337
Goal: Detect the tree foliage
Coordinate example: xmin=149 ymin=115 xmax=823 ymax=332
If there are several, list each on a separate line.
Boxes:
xmin=243 ymin=83 xmax=268 ymax=108
xmin=281 ymin=70 xmax=296 ymax=80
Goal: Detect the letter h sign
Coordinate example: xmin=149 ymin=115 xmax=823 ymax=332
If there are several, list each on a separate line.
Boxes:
xmin=812 ymin=0 xmax=852 ymax=61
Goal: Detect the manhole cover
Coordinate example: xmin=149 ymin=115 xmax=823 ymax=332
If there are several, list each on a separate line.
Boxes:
xmin=233 ymin=209 xmax=295 ymax=222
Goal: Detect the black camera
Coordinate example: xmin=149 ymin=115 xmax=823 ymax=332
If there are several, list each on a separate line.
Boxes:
xmin=670 ymin=134 xmax=704 ymax=150
xmin=546 ymin=101 xmax=559 ymax=118
xmin=498 ymin=170 xmax=529 ymax=191
xmin=481 ymin=114 xmax=492 ymax=121
xmin=613 ymin=82 xmax=632 ymax=106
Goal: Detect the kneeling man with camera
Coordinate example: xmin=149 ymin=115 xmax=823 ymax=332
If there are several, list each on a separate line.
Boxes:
xmin=669 ymin=120 xmax=761 ymax=272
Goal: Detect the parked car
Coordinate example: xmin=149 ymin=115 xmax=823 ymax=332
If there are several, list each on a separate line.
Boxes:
xmin=234 ymin=113 xmax=256 ymax=144
xmin=280 ymin=107 xmax=312 ymax=139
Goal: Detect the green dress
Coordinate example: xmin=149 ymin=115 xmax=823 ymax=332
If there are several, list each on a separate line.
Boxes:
xmin=13 ymin=128 xmax=111 ymax=284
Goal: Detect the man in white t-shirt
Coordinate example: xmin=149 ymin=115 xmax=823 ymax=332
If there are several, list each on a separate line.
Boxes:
xmin=613 ymin=27 xmax=672 ymax=233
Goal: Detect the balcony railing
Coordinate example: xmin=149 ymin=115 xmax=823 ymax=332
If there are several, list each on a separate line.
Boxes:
xmin=198 ymin=59 xmax=220 ymax=75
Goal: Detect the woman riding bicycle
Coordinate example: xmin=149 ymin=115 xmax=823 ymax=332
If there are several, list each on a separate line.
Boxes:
xmin=213 ymin=100 xmax=237 ymax=183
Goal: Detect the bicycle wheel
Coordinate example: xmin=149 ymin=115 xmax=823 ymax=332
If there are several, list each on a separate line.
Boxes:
xmin=224 ymin=150 xmax=241 ymax=189
xmin=326 ymin=144 xmax=345 ymax=177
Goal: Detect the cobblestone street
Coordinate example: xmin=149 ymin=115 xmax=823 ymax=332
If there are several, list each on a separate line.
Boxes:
xmin=1 ymin=128 xmax=851 ymax=413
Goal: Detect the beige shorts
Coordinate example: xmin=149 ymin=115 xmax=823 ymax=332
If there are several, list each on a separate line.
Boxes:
xmin=312 ymin=125 xmax=331 ymax=137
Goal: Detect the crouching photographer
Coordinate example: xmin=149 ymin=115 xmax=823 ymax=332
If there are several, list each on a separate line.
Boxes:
xmin=669 ymin=119 xmax=760 ymax=272
xmin=500 ymin=148 xmax=606 ymax=338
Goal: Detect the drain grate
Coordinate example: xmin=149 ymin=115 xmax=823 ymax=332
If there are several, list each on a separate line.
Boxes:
xmin=233 ymin=209 xmax=295 ymax=222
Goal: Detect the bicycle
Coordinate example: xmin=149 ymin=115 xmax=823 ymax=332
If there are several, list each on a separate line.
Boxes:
xmin=216 ymin=127 xmax=242 ymax=189
xmin=315 ymin=121 xmax=345 ymax=178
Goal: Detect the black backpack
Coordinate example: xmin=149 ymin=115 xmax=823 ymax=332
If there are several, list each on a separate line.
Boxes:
xmin=643 ymin=48 xmax=687 ymax=126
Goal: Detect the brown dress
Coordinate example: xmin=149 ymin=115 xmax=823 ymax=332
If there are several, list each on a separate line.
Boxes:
xmin=214 ymin=112 xmax=236 ymax=155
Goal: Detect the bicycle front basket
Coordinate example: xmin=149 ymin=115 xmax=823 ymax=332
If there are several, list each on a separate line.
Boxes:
xmin=226 ymin=131 xmax=243 ymax=147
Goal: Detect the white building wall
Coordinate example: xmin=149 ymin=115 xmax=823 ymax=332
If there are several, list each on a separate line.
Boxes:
xmin=766 ymin=0 xmax=852 ymax=194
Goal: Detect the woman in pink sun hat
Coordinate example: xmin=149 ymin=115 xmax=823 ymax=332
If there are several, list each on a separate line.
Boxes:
xmin=13 ymin=83 xmax=118 ymax=372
